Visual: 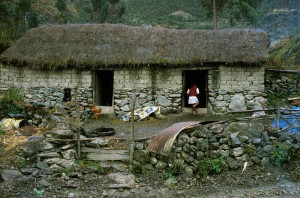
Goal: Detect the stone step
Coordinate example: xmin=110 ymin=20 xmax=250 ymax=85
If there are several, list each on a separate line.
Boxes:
xmin=0 ymin=87 xmax=8 ymax=96
xmin=82 ymin=147 xmax=129 ymax=162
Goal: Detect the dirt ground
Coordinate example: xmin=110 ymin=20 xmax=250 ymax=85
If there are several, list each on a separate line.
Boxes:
xmin=84 ymin=112 xmax=244 ymax=139
xmin=1 ymin=112 xmax=300 ymax=197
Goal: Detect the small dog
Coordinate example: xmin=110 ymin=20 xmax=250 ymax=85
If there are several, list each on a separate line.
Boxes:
xmin=91 ymin=104 xmax=101 ymax=119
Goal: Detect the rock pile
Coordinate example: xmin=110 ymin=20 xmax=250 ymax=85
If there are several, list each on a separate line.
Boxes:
xmin=38 ymin=110 xmax=76 ymax=171
xmin=12 ymin=108 xmax=77 ymax=176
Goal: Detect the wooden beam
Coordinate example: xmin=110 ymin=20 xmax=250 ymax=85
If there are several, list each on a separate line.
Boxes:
xmin=226 ymin=108 xmax=277 ymax=114
xmin=81 ymin=147 xmax=129 ymax=154
xmin=86 ymin=153 xmax=129 ymax=161
xmin=288 ymin=97 xmax=300 ymax=101
xmin=266 ymin=69 xmax=300 ymax=74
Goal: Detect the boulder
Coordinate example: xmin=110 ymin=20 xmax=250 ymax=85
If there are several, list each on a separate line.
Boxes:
xmin=1 ymin=169 xmax=22 ymax=182
xmin=156 ymin=96 xmax=172 ymax=107
xmin=229 ymin=94 xmax=247 ymax=111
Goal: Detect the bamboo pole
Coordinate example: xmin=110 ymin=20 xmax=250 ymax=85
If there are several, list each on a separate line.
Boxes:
xmin=74 ymin=87 xmax=81 ymax=159
xmin=129 ymin=89 xmax=137 ymax=164
xmin=277 ymin=102 xmax=280 ymax=132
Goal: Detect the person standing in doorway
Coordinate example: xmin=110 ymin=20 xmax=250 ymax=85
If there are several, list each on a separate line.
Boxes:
xmin=187 ymin=82 xmax=200 ymax=115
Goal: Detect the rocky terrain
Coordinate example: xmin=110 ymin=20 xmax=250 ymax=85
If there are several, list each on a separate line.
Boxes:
xmin=1 ymin=109 xmax=300 ymax=198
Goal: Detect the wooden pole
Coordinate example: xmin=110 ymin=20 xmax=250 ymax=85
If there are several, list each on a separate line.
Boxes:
xmin=277 ymin=102 xmax=280 ymax=132
xmin=129 ymin=89 xmax=137 ymax=164
xmin=213 ymin=0 xmax=217 ymax=30
xmin=74 ymin=87 xmax=81 ymax=159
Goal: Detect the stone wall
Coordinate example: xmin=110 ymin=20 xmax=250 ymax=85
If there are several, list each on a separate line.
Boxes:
xmin=208 ymin=65 xmax=266 ymax=114
xmin=0 ymin=64 xmax=269 ymax=115
xmin=133 ymin=120 xmax=300 ymax=174
xmin=0 ymin=65 xmax=93 ymax=109
xmin=113 ymin=68 xmax=182 ymax=115
xmin=265 ymin=72 xmax=300 ymax=96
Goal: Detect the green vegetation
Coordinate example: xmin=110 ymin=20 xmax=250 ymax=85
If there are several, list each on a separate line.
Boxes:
xmin=199 ymin=0 xmax=262 ymax=25
xmin=76 ymin=159 xmax=102 ymax=173
xmin=0 ymin=127 xmax=6 ymax=135
xmin=1 ymin=0 xmax=292 ymax=53
xmin=268 ymin=34 xmax=300 ymax=70
xmin=0 ymin=1 xmax=299 ymax=72
xmin=266 ymin=92 xmax=288 ymax=108
xmin=164 ymin=160 xmax=186 ymax=178
xmin=58 ymin=165 xmax=76 ymax=175
xmin=196 ymin=156 xmax=226 ymax=177
xmin=15 ymin=158 xmax=30 ymax=168
xmin=0 ymin=87 xmax=26 ymax=118
xmin=245 ymin=143 xmax=257 ymax=156
xmin=122 ymin=0 xmax=207 ymax=29
xmin=270 ymin=142 xmax=290 ymax=167
xmin=130 ymin=160 xmax=145 ymax=174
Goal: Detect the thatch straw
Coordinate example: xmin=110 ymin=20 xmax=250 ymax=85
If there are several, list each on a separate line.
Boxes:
xmin=0 ymin=24 xmax=269 ymax=69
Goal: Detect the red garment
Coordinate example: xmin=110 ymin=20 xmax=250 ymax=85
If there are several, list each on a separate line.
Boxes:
xmin=189 ymin=85 xmax=198 ymax=96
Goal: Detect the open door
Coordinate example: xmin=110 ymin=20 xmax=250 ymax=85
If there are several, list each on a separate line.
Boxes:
xmin=183 ymin=70 xmax=208 ymax=112
xmin=94 ymin=71 xmax=113 ymax=107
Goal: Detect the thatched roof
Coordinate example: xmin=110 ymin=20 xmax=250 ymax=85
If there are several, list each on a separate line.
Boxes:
xmin=0 ymin=24 xmax=269 ymax=69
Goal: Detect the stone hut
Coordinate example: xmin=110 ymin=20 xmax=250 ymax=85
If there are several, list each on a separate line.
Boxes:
xmin=0 ymin=24 xmax=269 ymax=115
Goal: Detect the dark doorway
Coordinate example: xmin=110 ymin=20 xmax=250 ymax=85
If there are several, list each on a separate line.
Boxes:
xmin=94 ymin=71 xmax=113 ymax=106
xmin=183 ymin=70 xmax=208 ymax=108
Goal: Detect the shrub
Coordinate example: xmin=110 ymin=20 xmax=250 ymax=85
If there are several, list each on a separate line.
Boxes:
xmin=130 ymin=160 xmax=145 ymax=174
xmin=266 ymin=92 xmax=287 ymax=108
xmin=196 ymin=157 xmax=211 ymax=177
xmin=165 ymin=161 xmax=185 ymax=177
xmin=270 ymin=142 xmax=290 ymax=167
xmin=210 ymin=156 xmax=225 ymax=174
xmin=196 ymin=156 xmax=226 ymax=176
xmin=0 ymin=87 xmax=25 ymax=118
xmin=245 ymin=143 xmax=256 ymax=156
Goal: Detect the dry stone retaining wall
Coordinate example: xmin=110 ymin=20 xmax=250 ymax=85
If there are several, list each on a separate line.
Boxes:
xmin=133 ymin=120 xmax=300 ymax=174
xmin=265 ymin=73 xmax=300 ymax=96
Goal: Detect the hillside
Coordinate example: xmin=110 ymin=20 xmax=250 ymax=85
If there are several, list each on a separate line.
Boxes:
xmin=121 ymin=0 xmax=210 ymax=29
xmin=0 ymin=0 xmax=299 ymax=71
xmin=268 ymin=34 xmax=300 ymax=71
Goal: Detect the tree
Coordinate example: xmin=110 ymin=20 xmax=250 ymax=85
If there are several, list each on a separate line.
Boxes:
xmin=16 ymin=0 xmax=32 ymax=33
xmin=91 ymin=0 xmax=126 ymax=23
xmin=55 ymin=0 xmax=68 ymax=23
xmin=56 ymin=0 xmax=67 ymax=12
xmin=199 ymin=0 xmax=263 ymax=26
xmin=27 ymin=11 xmax=38 ymax=28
